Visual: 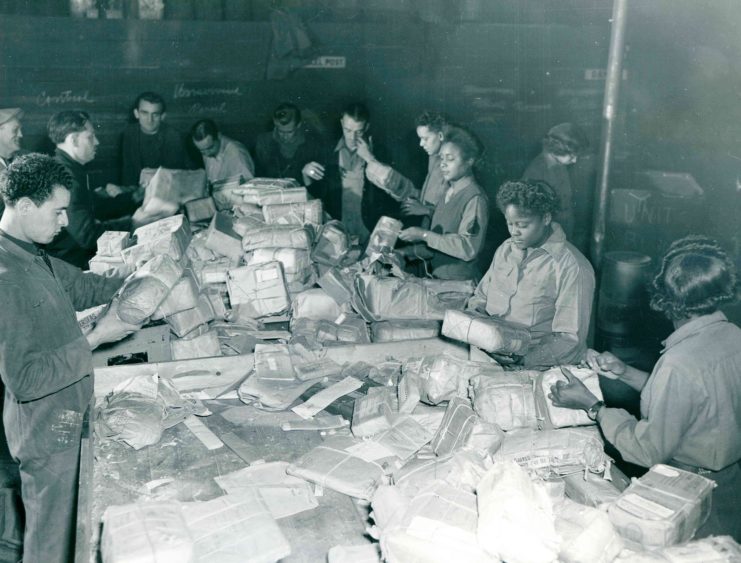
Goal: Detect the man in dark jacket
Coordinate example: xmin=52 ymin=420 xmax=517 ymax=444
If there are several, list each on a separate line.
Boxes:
xmin=120 ymin=91 xmax=193 ymax=187
xmin=0 ymin=153 xmax=140 ymax=563
xmin=45 ymin=110 xmax=136 ymax=269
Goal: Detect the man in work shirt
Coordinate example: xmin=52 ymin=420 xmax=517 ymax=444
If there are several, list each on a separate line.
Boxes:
xmin=0 ymin=153 xmax=141 ymax=562
xmin=190 ymin=118 xmax=254 ymax=184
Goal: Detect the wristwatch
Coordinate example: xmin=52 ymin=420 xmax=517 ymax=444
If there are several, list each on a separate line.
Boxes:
xmin=586 ymin=400 xmax=605 ymax=421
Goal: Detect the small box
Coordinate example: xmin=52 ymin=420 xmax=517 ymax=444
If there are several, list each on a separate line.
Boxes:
xmin=88 ymin=255 xmax=131 ymax=278
xmin=96 ymin=231 xmax=131 ymax=257
xmin=430 ymin=397 xmax=476 ymax=456
xmin=184 ymin=196 xmax=217 ymax=223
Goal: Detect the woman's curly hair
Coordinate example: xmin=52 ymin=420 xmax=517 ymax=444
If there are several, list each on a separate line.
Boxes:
xmin=495 ymin=179 xmax=560 ymax=217
xmin=650 ymin=235 xmax=738 ymax=321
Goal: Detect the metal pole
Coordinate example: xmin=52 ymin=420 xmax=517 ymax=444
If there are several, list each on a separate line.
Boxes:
xmin=590 ymin=0 xmax=629 ymax=268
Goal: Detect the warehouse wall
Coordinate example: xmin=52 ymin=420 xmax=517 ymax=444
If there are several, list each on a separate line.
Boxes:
xmin=1 ymin=1 xmax=739 ymax=325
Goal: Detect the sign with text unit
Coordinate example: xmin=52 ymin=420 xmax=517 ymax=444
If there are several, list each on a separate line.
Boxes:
xmin=305 ymin=56 xmax=346 ymax=69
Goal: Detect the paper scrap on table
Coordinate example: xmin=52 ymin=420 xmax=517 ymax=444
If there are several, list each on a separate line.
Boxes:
xmin=215 ymin=461 xmax=318 ymax=519
xmin=345 ymin=440 xmax=395 ymax=462
xmin=291 ymin=376 xmax=362 ymax=419
xmin=182 ymin=416 xmax=223 ymax=450
xmin=281 ymin=414 xmax=349 ymax=431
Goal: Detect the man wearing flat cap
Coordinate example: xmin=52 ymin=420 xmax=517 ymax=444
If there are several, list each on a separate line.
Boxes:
xmin=0 ymin=108 xmax=24 ymax=217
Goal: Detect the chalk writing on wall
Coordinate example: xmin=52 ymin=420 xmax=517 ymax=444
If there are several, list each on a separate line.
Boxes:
xmin=37 ymin=90 xmax=95 ymax=107
xmin=187 ymin=102 xmax=228 ymax=116
xmin=173 ymin=84 xmax=243 ymax=99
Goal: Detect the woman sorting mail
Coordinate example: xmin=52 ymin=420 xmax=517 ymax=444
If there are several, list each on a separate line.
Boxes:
xmin=549 ymin=235 xmax=741 ymax=540
xmin=467 ymin=179 xmax=595 ymax=368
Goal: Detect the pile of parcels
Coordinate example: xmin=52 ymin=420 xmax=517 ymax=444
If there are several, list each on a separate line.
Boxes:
xmin=91 ymin=172 xmax=740 ymax=563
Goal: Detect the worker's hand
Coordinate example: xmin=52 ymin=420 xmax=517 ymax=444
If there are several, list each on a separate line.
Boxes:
xmin=86 ymin=302 xmax=141 ymax=350
xmin=105 ymin=183 xmax=125 ymax=198
xmin=302 ymin=162 xmax=325 ymax=184
xmin=402 ymin=198 xmax=432 ymax=217
xmin=583 ymin=349 xmax=625 ymax=380
xmin=399 ymin=227 xmax=428 ymax=243
xmin=548 ymin=369 xmax=599 ymax=411
xmin=355 ymin=136 xmax=375 ymax=163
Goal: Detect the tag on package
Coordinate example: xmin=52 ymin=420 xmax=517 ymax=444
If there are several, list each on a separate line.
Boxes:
xmin=293 ymin=359 xmax=344 ymax=382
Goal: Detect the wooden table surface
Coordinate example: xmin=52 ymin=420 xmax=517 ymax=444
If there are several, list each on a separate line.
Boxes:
xmin=84 ymin=400 xmax=371 ymax=563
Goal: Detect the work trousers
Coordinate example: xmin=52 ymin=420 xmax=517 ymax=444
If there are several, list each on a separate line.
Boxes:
xmin=18 ymin=444 xmax=81 ymax=563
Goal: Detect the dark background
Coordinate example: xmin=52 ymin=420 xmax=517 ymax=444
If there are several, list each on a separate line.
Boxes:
xmin=1 ymin=0 xmax=740 ymax=333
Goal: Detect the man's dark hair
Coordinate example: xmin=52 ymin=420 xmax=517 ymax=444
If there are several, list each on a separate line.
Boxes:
xmin=0 ymin=153 xmax=72 ymax=206
xmin=415 ymin=111 xmax=449 ymax=135
xmin=273 ymin=103 xmax=301 ymax=127
xmin=443 ymin=126 xmax=483 ymax=164
xmin=341 ymin=102 xmax=370 ymax=125
xmin=495 ymin=179 xmax=560 ymax=216
xmin=650 ymin=235 xmax=737 ymax=321
xmin=135 ymin=91 xmax=166 ymax=113
xmin=191 ymin=119 xmax=219 ymax=142
xmin=47 ymin=110 xmax=91 ymax=145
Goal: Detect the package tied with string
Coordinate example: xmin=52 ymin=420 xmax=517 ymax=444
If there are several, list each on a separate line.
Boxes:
xmin=493 ymin=427 xmax=609 ymax=477
xmin=204 ymin=212 xmax=244 ymax=262
xmin=535 ymin=366 xmax=603 ymax=428
xmin=352 ymin=386 xmax=398 ymax=438
xmin=402 ymin=354 xmax=503 ymax=406
xmin=371 ymin=319 xmax=441 ymax=342
xmin=227 ymin=262 xmax=290 ymax=318
xmin=442 ymin=309 xmax=532 ymax=355
xmin=151 ymin=269 xmax=200 ymax=320
xmin=430 ymin=397 xmax=478 ymax=457
xmin=365 ymin=216 xmax=403 ymax=257
xmin=377 ymin=480 xmax=494 ymax=563
xmin=352 ymin=274 xmax=475 ymax=321
xmin=291 ymin=287 xmax=346 ymax=321
xmin=289 ymin=317 xmax=371 ymax=346
xmin=165 ymin=294 xmax=215 ymax=338
xmin=286 ymin=435 xmax=392 ymax=501
xmin=607 ymin=463 xmax=716 ymax=551
xmin=116 ymin=254 xmax=184 ymax=324
xmin=125 ymin=214 xmax=192 ymax=267
xmin=242 ymin=225 xmax=312 ymax=252
xmin=96 ymin=230 xmax=131 ymax=257
xmin=244 ymin=247 xmax=314 ymax=292
xmin=95 ymin=374 xmax=208 ymax=450
xmin=211 ymin=175 xmax=246 ymax=210
xmin=311 ymin=220 xmax=352 ymax=266
xmin=262 ymin=199 xmax=322 ymax=228
xmin=470 ymin=371 xmax=538 ymax=431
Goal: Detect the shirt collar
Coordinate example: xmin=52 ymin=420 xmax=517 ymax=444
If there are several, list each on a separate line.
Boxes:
xmin=504 ymin=221 xmax=567 ymax=259
xmin=444 ymin=175 xmax=475 ymax=203
xmin=335 ymin=137 xmax=348 ymax=153
xmin=0 ymin=228 xmax=41 ymax=255
xmin=663 ymin=311 xmax=728 ymax=351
